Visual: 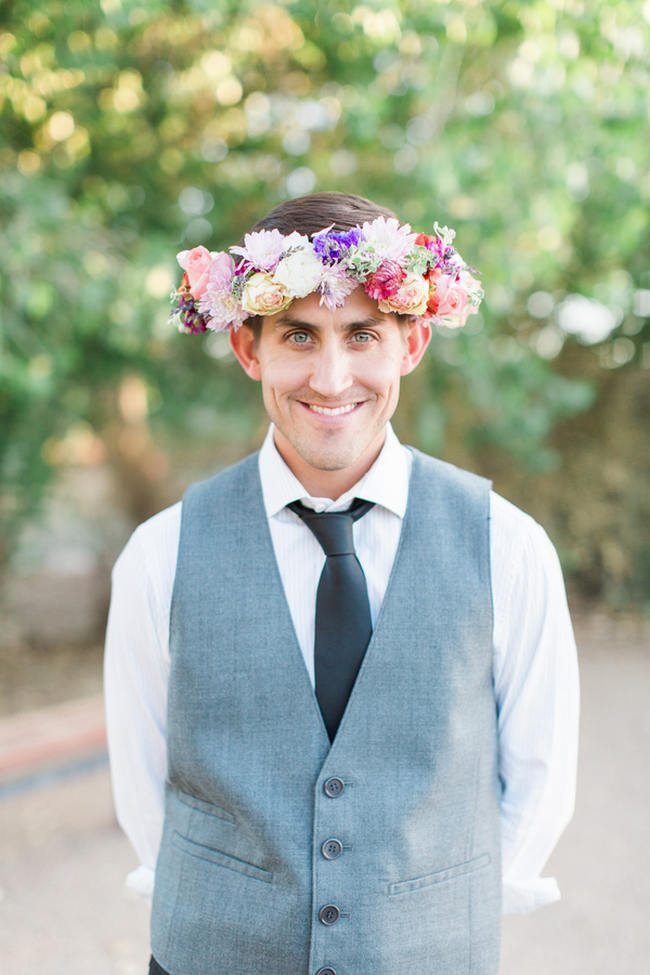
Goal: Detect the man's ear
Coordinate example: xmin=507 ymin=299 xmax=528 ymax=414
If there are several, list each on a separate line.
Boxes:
xmin=229 ymin=324 xmax=262 ymax=380
xmin=400 ymin=318 xmax=431 ymax=376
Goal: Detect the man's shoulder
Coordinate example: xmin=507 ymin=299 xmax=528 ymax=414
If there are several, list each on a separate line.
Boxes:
xmin=125 ymin=451 xmax=260 ymax=551
xmin=407 ymin=447 xmax=552 ymax=550
xmin=409 ymin=446 xmax=485 ymax=478
xmin=410 ymin=449 xmax=539 ymax=519
xmin=182 ymin=451 xmax=261 ymax=513
xmin=183 ymin=451 xmax=259 ymax=501
xmin=117 ymin=500 xmax=181 ymax=562
xmin=111 ymin=500 xmax=182 ymax=591
xmin=407 ymin=447 xmax=492 ymax=504
xmin=489 ymin=489 xmax=541 ymax=534
xmin=112 ymin=450 xmax=262 ymax=581
xmin=488 ymin=490 xmax=559 ymax=579
xmin=132 ymin=499 xmax=183 ymax=543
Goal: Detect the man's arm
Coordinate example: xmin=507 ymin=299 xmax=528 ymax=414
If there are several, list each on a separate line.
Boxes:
xmin=491 ymin=493 xmax=580 ymax=914
xmin=103 ymin=507 xmax=179 ymax=898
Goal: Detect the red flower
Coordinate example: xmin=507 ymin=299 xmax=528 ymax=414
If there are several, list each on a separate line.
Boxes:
xmin=424 ymin=270 xmax=437 ymax=313
xmin=365 ymin=260 xmax=405 ymax=300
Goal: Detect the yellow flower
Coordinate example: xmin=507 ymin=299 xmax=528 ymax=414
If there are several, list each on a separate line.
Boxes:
xmin=241 ymin=272 xmax=292 ymax=316
xmin=378 ymin=272 xmax=429 ymax=316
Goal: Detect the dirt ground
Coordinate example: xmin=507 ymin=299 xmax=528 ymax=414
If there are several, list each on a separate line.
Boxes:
xmin=0 ymin=611 xmax=648 ymax=974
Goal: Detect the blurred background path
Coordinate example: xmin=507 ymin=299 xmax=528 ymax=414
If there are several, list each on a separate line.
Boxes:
xmin=1 ymin=612 xmax=648 ymax=975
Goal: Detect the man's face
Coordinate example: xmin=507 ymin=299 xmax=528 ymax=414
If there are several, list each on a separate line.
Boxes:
xmin=230 ymin=287 xmax=430 ymax=496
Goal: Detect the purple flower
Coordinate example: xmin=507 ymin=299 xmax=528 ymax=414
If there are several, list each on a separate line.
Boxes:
xmin=175 ymin=294 xmax=208 ymax=333
xmin=312 ymin=228 xmax=363 ymax=265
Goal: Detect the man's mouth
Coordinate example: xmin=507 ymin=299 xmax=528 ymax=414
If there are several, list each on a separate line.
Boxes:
xmin=306 ymin=403 xmax=359 ymax=416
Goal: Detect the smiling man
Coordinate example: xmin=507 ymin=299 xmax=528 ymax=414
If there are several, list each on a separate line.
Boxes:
xmin=104 ymin=192 xmax=579 ymax=975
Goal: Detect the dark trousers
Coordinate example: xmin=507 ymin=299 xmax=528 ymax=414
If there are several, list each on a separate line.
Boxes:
xmin=149 ymin=956 xmax=169 ymax=975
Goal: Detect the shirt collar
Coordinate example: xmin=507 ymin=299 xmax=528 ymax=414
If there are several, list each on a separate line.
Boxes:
xmin=259 ymin=423 xmax=411 ymax=518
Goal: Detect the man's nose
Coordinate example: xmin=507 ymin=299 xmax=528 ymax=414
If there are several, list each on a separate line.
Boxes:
xmin=308 ymin=345 xmax=353 ymax=397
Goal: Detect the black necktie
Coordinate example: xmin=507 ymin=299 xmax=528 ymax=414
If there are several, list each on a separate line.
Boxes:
xmin=288 ymin=498 xmax=375 ymax=742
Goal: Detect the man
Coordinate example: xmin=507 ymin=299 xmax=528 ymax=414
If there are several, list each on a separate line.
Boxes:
xmin=104 ymin=192 xmax=579 ymax=975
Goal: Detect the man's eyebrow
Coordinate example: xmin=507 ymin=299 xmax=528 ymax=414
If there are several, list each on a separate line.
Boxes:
xmin=273 ymin=315 xmax=386 ymax=330
xmin=272 ymin=317 xmax=311 ymax=329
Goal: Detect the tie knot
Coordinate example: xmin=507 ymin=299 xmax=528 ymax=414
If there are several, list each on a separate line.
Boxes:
xmin=288 ymin=499 xmax=374 ymax=557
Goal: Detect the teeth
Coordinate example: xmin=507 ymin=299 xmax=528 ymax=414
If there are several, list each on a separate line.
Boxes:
xmin=308 ymin=403 xmax=357 ymax=416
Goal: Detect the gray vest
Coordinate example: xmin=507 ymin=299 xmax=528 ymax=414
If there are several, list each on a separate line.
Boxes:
xmin=151 ymin=449 xmax=501 ymax=975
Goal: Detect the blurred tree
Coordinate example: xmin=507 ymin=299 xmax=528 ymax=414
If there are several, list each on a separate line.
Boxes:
xmin=0 ymin=0 xmax=648 ymax=604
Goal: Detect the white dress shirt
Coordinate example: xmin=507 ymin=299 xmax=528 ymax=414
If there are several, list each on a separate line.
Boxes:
xmin=104 ymin=423 xmax=579 ymax=914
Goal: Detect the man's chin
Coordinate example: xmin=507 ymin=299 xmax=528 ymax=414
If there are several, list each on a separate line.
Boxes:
xmin=296 ymin=451 xmax=360 ymax=473
xmin=273 ymin=420 xmax=387 ymax=483
xmin=288 ymin=436 xmax=374 ymax=473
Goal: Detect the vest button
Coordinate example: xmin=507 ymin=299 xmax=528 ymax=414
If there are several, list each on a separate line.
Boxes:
xmin=323 ymin=776 xmax=344 ymax=798
xmin=321 ymin=838 xmax=343 ymax=860
xmin=318 ymin=904 xmax=341 ymax=926
xmin=316 ymin=969 xmax=337 ymax=975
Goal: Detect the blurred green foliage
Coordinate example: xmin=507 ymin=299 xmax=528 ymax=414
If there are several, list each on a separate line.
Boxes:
xmin=0 ymin=0 xmax=648 ymax=605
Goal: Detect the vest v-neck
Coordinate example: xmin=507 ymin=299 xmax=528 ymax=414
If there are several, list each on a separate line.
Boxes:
xmin=250 ymin=453 xmax=415 ymax=757
xmin=316 ymin=449 xmax=416 ymax=756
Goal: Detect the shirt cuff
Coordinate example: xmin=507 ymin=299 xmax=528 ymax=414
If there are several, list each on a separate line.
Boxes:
xmin=502 ymin=875 xmax=561 ymax=914
xmin=126 ymin=865 xmax=155 ymax=901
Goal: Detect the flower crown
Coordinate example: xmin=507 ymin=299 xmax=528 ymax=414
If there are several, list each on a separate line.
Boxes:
xmin=169 ymin=217 xmax=483 ymax=334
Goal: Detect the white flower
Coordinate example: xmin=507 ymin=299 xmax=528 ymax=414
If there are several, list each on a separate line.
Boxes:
xmin=282 ymin=231 xmax=310 ymax=252
xmin=433 ymin=222 xmax=456 ymax=250
xmin=273 ymin=248 xmax=323 ymax=298
xmin=361 ymin=216 xmax=417 ymax=263
xmin=230 ymin=229 xmax=285 ymax=272
xmin=318 ymin=264 xmax=358 ymax=310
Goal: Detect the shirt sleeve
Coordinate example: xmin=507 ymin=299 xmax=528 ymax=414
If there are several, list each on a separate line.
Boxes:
xmin=103 ymin=507 xmax=179 ymax=900
xmin=491 ymin=494 xmax=580 ymax=914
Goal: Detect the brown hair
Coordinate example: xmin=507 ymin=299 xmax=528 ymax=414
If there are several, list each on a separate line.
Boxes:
xmin=241 ymin=192 xmax=407 ymax=335
xmin=246 ymin=191 xmax=398 ymax=238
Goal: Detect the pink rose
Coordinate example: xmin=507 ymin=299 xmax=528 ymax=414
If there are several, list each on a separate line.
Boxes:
xmin=177 ymin=246 xmax=221 ymax=300
xmin=377 ymin=272 xmax=429 ymax=316
xmin=437 ymin=283 xmax=469 ymax=318
xmin=435 ymin=275 xmax=476 ymax=327
xmin=425 ymin=271 xmax=475 ymax=327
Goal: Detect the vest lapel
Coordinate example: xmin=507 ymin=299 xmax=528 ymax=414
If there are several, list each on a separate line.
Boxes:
xmin=323 ymin=448 xmax=418 ymax=755
xmin=241 ymin=459 xmax=331 ymax=749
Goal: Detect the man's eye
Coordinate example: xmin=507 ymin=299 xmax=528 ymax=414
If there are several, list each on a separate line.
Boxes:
xmin=352 ymin=331 xmax=373 ymax=343
xmin=288 ymin=331 xmax=310 ymax=344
